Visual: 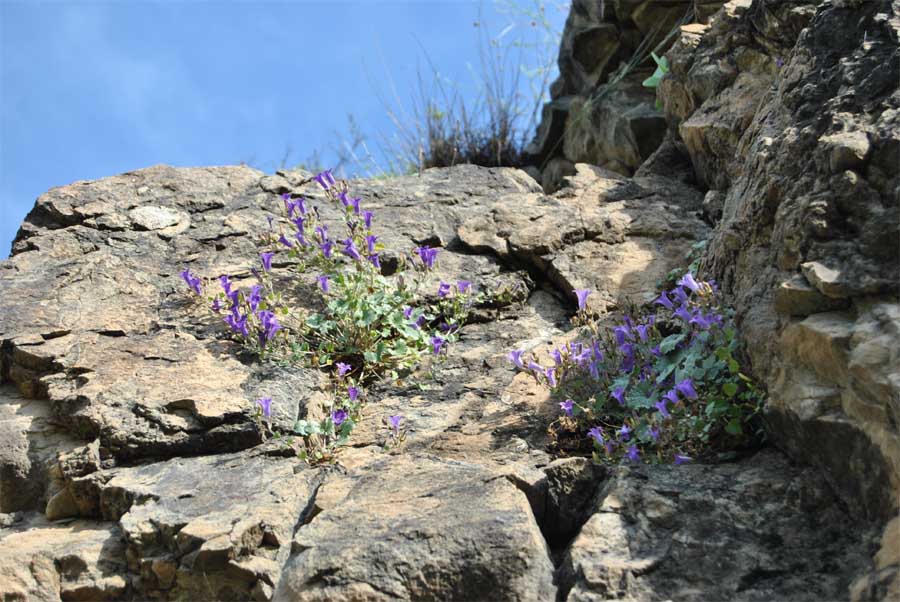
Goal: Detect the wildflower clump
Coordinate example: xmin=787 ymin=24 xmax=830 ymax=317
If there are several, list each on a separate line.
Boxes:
xmin=510 ymin=273 xmax=765 ymax=465
xmin=180 ymin=170 xmax=485 ymax=461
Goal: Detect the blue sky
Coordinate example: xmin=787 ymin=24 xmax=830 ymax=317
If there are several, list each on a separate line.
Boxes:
xmin=0 ymin=0 xmax=567 ymax=256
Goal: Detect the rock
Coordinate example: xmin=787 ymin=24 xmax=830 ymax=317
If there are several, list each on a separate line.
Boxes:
xmin=562 ymin=82 xmax=667 ymax=176
xmin=541 ymin=156 xmax=577 ymax=193
xmin=275 ymin=454 xmax=556 ymax=601
xmin=128 ymin=205 xmax=188 ymax=232
xmin=0 ymin=513 xmax=128 ymax=601
xmin=0 ymin=385 xmax=79 ymax=512
xmin=558 ymin=450 xmax=878 ymax=602
xmin=68 ymin=449 xmax=321 ymax=600
xmin=774 ymin=274 xmax=850 ymax=316
xmin=820 ymin=130 xmax=871 ymax=173
xmin=679 ymin=71 xmax=771 ymax=190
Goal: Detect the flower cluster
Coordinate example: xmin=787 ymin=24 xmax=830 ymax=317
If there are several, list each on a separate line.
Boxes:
xmin=181 ymin=268 xmax=285 ymax=354
xmin=180 ymin=170 xmax=481 ymax=463
xmin=510 ymin=273 xmax=764 ymax=465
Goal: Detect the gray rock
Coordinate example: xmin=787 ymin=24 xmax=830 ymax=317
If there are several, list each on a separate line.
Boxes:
xmin=275 ymin=454 xmax=556 ymax=601
xmin=559 ymin=450 xmax=877 ymax=602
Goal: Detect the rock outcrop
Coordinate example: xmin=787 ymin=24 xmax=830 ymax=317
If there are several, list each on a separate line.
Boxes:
xmin=0 ymin=158 xmax=882 ymax=600
xmin=1 ymin=0 xmax=897 ymax=599
xmin=528 ymin=0 xmax=729 ymax=190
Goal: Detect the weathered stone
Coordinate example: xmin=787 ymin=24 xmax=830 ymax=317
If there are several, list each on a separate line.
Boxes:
xmin=563 ymin=83 xmax=667 ymax=176
xmin=0 ymin=385 xmax=79 ymax=512
xmin=820 ymin=130 xmax=871 ymax=173
xmin=558 ymin=450 xmax=877 ymax=602
xmin=774 ymin=274 xmax=850 ymax=316
xmin=0 ymin=513 xmax=127 ymax=601
xmin=275 ymin=455 xmax=556 ymax=601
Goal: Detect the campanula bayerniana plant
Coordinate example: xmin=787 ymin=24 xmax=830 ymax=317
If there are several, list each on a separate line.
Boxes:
xmin=510 ymin=273 xmax=764 ymax=465
xmin=180 ymin=170 xmax=493 ymax=462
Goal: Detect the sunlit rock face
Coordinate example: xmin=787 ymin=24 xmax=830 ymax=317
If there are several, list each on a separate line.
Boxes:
xmin=1 ymin=0 xmax=898 ymax=599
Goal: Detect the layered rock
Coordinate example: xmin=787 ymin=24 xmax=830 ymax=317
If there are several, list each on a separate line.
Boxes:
xmin=528 ymin=0 xmax=729 ymax=190
xmin=0 ymin=159 xmax=881 ymax=600
xmin=638 ymin=0 xmax=899 ymax=597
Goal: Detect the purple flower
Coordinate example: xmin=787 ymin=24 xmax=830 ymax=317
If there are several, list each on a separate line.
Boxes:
xmin=549 ymin=348 xmax=562 ymax=366
xmin=403 ymin=306 xmax=414 ymax=320
xmin=363 ymin=210 xmax=374 ymax=229
xmin=278 ymin=234 xmax=294 ymax=249
xmin=342 ymin=238 xmax=362 ymax=261
xmin=675 ymin=378 xmax=698 ymax=400
xmin=619 ymin=424 xmax=631 ymax=441
xmin=292 ymin=216 xmax=305 ymax=231
xmin=635 ymin=324 xmax=649 ymax=342
xmin=626 ymin=445 xmax=640 ymax=462
xmin=280 ymin=192 xmax=291 ymax=202
xmin=651 ymin=344 xmax=662 ymax=357
xmin=591 ymin=341 xmax=603 ymax=361
xmin=180 ymin=269 xmax=202 ymax=295
xmin=457 ymin=280 xmax=472 ymax=294
xmin=260 ymin=252 xmax=274 ymax=273
xmin=437 ymin=281 xmax=452 ymax=298
xmin=315 ymin=225 xmax=329 ymax=243
xmin=415 ymin=246 xmax=439 ymax=270
xmin=211 ymin=299 xmax=222 ymax=312
xmin=672 ymin=286 xmax=689 ymax=305
xmin=573 ymin=289 xmax=591 ymax=311
xmin=248 ymin=285 xmax=263 ymax=312
xmin=364 ymin=234 xmax=378 ymax=254
xmin=674 ymin=454 xmax=692 ymax=465
xmin=674 ymin=304 xmax=692 ymax=322
xmin=431 ymin=336 xmax=446 ymax=355
xmin=348 ymin=386 xmax=359 ymax=402
xmin=544 ymin=367 xmax=558 ymax=388
xmin=314 ymin=169 xmax=336 ymax=190
xmin=664 ymin=389 xmax=680 ymax=406
xmin=614 ymin=326 xmax=631 ymax=346
xmin=296 ymin=198 xmax=308 ymax=215
xmin=255 ymin=397 xmax=272 ymax=418
xmin=368 ymin=254 xmax=381 ymax=269
xmin=317 ymin=275 xmax=330 ymax=293
xmin=655 ymin=398 xmax=672 ymax=419
xmin=295 ymin=231 xmax=308 ymax=246
xmin=349 ymin=197 xmax=361 ymax=215
xmin=655 ymin=290 xmax=674 ymax=310
xmin=690 ymin=312 xmax=715 ymax=330
xmin=649 ymin=426 xmax=660 ymax=441
xmin=611 ymin=387 xmax=626 ymax=405
xmin=527 ymin=361 xmax=543 ymax=375
xmin=224 ymin=312 xmax=249 ymax=337
xmin=678 ymin=272 xmax=701 ymax=293
xmin=320 ymin=240 xmax=333 ymax=259
xmin=588 ymin=426 xmax=605 ymax=445
xmin=257 ymin=310 xmax=281 ymax=343
xmin=336 ymin=362 xmax=352 ymax=377
xmin=509 ymin=349 xmax=525 ymax=369
xmin=331 ymin=409 xmax=348 ymax=426
xmin=559 ymin=399 xmax=574 ymax=416
xmin=389 ymin=414 xmax=402 ymax=432
xmin=775 ymin=57 xmax=784 ymax=68
xmin=219 ymin=275 xmax=233 ymax=295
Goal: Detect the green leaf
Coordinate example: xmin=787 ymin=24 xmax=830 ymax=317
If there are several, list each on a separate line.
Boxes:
xmin=642 ymin=52 xmax=669 ymax=88
xmin=728 ymin=358 xmax=740 ymax=374
xmin=725 ymin=419 xmax=743 ymax=436
xmin=659 ymin=333 xmax=685 ymax=354
xmin=722 ymin=382 xmax=738 ymax=398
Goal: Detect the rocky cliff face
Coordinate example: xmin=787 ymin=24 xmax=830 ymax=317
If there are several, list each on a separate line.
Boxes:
xmin=1 ymin=0 xmax=897 ymax=600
